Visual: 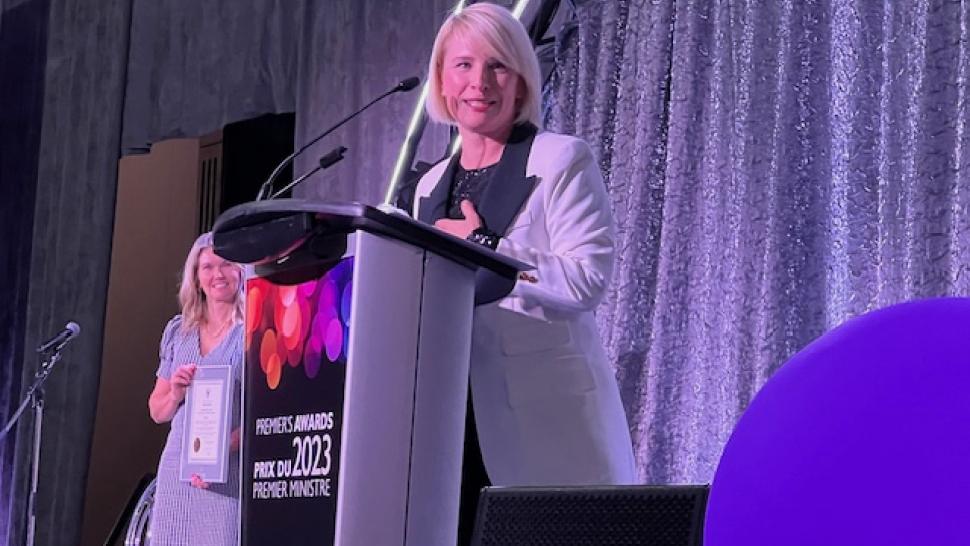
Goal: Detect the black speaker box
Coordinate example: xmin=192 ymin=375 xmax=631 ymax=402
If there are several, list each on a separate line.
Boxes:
xmin=471 ymin=485 xmax=708 ymax=546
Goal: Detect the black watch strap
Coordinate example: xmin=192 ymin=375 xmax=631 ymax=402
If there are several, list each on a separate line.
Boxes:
xmin=466 ymin=227 xmax=501 ymax=250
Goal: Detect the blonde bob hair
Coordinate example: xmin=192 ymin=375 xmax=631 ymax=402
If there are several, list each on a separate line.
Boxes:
xmin=178 ymin=232 xmax=244 ymax=331
xmin=426 ymin=2 xmax=543 ymax=128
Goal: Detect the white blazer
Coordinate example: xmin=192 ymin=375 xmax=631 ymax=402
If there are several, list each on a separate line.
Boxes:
xmin=412 ymin=126 xmax=637 ymax=486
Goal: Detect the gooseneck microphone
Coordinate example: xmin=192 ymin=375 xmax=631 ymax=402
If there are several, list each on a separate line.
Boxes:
xmin=256 ymin=76 xmax=421 ymax=201
xmin=35 ymin=321 xmax=81 ymax=353
xmin=269 ymin=146 xmax=348 ymax=200
xmin=392 ymin=76 xmax=421 ymax=93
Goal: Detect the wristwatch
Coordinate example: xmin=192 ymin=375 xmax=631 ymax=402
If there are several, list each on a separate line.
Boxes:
xmin=466 ymin=226 xmax=500 ymax=250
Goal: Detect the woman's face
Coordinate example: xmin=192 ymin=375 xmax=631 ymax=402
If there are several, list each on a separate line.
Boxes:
xmin=196 ymin=247 xmax=240 ymax=304
xmin=440 ymin=35 xmax=523 ymax=139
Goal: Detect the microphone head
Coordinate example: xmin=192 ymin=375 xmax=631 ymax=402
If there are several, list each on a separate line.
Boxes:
xmin=394 ymin=77 xmax=420 ymax=92
xmin=66 ymin=321 xmax=81 ymax=337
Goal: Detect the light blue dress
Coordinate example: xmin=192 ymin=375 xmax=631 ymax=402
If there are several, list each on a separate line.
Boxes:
xmin=148 ymin=315 xmax=242 ymax=546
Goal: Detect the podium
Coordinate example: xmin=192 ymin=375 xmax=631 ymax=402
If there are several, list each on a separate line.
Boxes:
xmin=212 ymin=200 xmax=527 ymax=546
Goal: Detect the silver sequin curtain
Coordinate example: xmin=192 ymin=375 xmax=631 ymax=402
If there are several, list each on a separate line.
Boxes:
xmin=547 ymin=0 xmax=970 ymax=484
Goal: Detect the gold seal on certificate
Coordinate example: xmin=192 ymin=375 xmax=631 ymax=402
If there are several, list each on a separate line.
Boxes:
xmin=180 ymin=364 xmax=232 ymax=483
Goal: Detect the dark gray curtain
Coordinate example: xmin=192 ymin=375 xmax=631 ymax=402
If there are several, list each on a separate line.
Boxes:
xmin=121 ymin=0 xmax=458 ymax=202
xmin=3 ymin=0 xmax=132 ymax=544
xmin=547 ymin=0 xmax=970 ymax=484
xmin=0 ymin=0 xmax=48 ymax=541
xmin=121 ymin=0 xmax=300 ymax=153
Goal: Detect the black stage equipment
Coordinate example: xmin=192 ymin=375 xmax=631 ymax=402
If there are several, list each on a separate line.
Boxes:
xmin=470 ymin=484 xmax=708 ymax=546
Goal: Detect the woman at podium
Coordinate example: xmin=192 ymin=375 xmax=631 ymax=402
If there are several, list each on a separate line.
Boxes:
xmin=146 ymin=232 xmax=244 ymax=545
xmin=413 ymin=1 xmax=637 ymax=541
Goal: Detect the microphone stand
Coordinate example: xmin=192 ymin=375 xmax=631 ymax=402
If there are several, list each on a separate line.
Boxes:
xmin=0 ymin=346 xmax=70 ymax=546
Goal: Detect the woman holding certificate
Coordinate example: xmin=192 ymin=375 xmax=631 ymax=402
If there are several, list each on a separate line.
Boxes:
xmin=147 ymin=232 xmax=244 ymax=545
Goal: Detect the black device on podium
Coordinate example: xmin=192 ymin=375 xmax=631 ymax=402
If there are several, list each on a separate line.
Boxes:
xmin=212 ymin=199 xmax=528 ymax=546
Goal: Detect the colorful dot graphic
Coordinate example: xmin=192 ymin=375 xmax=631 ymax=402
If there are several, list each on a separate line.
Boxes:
xmin=246 ymin=258 xmax=354 ymax=390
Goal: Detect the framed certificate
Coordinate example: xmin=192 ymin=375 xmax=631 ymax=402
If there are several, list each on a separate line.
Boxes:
xmin=179 ymin=364 xmax=232 ymax=483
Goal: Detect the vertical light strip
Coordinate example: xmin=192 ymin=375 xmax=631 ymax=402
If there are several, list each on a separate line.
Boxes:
xmin=384 ymin=84 xmax=431 ymax=204
xmin=382 ymin=0 xmax=533 ymax=206
xmin=511 ymin=0 xmax=531 ymax=17
xmin=449 ymin=135 xmax=462 ymax=157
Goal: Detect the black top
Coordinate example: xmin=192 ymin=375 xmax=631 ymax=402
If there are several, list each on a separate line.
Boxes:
xmin=416 ymin=123 xmax=539 ymax=236
xmin=447 ymin=163 xmax=499 ymax=220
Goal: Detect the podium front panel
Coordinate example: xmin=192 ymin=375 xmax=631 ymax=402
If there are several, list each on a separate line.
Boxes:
xmin=241 ymin=256 xmax=353 ymax=545
xmin=241 ymin=230 xmax=476 ymax=546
